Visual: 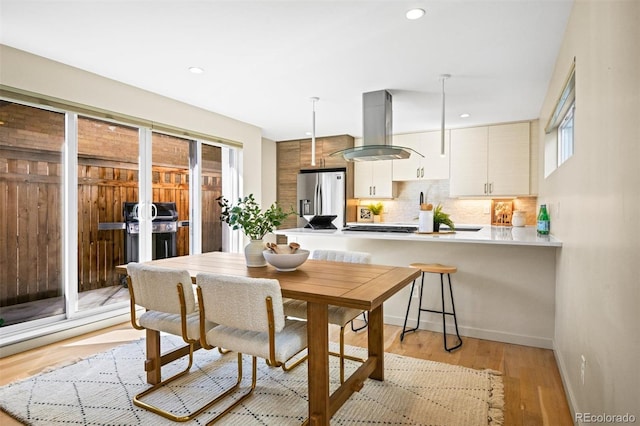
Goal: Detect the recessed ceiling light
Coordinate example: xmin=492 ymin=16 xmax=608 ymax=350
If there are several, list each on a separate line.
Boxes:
xmin=188 ymin=66 xmax=204 ymax=74
xmin=406 ymin=8 xmax=425 ymax=20
xmin=460 ymin=113 xmax=471 ymax=118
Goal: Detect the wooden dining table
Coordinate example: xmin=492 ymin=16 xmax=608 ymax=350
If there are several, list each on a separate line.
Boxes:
xmin=116 ymin=251 xmax=420 ymax=425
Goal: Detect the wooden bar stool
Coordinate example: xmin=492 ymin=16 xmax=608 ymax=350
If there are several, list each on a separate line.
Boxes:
xmin=400 ymin=263 xmax=463 ymax=352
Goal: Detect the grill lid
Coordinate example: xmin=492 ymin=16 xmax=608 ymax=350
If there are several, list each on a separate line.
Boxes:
xmin=123 ymin=202 xmax=178 ymax=222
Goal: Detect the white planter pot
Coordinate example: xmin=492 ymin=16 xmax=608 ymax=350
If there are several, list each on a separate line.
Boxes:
xmin=244 ymin=239 xmax=267 ymax=267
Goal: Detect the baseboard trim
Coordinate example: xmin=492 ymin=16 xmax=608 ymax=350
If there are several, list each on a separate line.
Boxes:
xmin=553 ymin=340 xmax=580 ymax=425
xmin=384 ymin=315 xmax=554 ymax=349
xmin=0 ymin=312 xmax=131 ymax=358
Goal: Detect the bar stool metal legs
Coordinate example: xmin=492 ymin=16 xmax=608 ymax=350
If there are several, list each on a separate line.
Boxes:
xmin=400 ymin=275 xmax=423 ymax=340
xmin=400 ymin=263 xmax=463 ymax=352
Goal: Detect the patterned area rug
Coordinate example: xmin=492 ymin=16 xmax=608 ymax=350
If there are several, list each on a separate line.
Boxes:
xmin=0 ymin=335 xmax=503 ymax=425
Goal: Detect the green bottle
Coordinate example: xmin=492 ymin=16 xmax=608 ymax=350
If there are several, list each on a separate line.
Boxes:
xmin=537 ymin=204 xmax=550 ymax=235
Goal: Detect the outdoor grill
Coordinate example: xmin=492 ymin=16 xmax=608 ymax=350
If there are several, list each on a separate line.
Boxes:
xmin=123 ymin=202 xmax=179 ymax=263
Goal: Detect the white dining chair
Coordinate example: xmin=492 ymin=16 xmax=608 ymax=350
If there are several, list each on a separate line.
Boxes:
xmin=126 ymin=262 xmax=217 ymax=422
xmin=196 ymin=273 xmax=308 ymax=424
xmin=283 ymin=249 xmax=371 ymax=383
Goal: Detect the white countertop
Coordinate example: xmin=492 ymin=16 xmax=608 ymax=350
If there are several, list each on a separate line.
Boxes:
xmin=277 ymin=225 xmax=562 ymax=247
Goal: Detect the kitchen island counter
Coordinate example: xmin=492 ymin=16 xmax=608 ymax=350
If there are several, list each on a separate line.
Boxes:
xmin=277 ymin=225 xmax=560 ymax=349
xmin=278 ymin=225 xmax=562 ymax=247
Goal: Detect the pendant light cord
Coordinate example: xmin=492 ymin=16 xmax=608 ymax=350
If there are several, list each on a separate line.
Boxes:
xmin=310 ymin=97 xmax=319 ymax=166
xmin=440 ymin=74 xmax=450 ymax=157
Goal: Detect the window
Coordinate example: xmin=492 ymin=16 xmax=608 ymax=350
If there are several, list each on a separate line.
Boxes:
xmin=558 ymin=101 xmax=574 ymax=166
xmin=544 ymin=62 xmax=575 ymax=176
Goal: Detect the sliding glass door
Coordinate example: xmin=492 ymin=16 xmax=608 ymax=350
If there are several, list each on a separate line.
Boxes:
xmin=0 ymin=98 xmax=231 ymax=338
xmin=201 ymin=143 xmax=223 ymax=253
xmin=75 ymin=116 xmax=140 ymax=314
xmin=0 ymin=101 xmax=65 ymax=326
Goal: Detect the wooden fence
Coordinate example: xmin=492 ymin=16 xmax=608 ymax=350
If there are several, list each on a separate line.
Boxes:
xmin=1 ymin=147 xmax=222 ymax=307
xmin=0 ymin=146 xmax=63 ymax=307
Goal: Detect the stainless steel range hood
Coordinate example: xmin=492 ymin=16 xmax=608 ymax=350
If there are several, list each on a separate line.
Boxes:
xmin=330 ymin=90 xmax=423 ymax=162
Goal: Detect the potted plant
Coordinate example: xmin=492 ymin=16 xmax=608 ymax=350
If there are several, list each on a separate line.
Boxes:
xmin=368 ymin=202 xmax=384 ymax=223
xmin=433 ymin=203 xmax=455 ymax=232
xmin=218 ymin=194 xmax=294 ymax=267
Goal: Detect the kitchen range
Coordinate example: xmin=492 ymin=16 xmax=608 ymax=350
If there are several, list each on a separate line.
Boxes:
xmin=341 ymin=225 xmax=484 ymax=233
xmin=343 ymin=225 xmax=418 ymax=233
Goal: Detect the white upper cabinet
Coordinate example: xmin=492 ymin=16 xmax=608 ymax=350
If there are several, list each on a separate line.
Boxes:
xmin=449 ymin=127 xmax=489 ymax=196
xmin=354 ymin=160 xmax=396 ymax=198
xmin=487 ymin=123 xmax=530 ymax=195
xmin=450 ymin=122 xmax=530 ymax=197
xmin=392 ymin=131 xmax=450 ymax=181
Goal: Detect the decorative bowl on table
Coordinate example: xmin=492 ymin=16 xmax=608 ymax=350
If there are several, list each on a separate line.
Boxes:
xmin=263 ymin=245 xmax=310 ymax=271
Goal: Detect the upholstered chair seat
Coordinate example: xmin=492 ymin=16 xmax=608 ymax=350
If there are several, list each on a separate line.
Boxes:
xmin=283 ymin=300 xmax=363 ymax=332
xmin=138 ymin=310 xmax=203 ymax=340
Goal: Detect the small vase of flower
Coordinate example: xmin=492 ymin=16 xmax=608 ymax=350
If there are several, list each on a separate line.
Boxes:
xmin=368 ymin=202 xmax=384 ymax=223
xmin=433 ymin=203 xmax=455 ymax=232
xmin=218 ymin=194 xmax=294 ymax=267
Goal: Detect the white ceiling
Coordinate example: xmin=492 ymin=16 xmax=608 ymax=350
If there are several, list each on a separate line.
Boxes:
xmin=0 ymin=0 xmax=573 ymax=141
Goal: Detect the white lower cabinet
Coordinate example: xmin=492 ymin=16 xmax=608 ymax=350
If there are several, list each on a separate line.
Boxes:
xmin=450 ymin=122 xmax=530 ymax=197
xmin=354 ymin=160 xmax=396 ymax=198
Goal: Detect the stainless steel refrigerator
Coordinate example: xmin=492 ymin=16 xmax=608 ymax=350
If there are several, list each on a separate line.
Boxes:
xmin=297 ymin=169 xmax=346 ymax=229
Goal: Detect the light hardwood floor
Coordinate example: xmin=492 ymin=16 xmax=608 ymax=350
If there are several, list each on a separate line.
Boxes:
xmin=0 ymin=321 xmax=573 ymax=425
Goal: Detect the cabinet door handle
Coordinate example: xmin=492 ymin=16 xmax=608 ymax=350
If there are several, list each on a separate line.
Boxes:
xmin=416 ymin=168 xmax=420 ymax=178
xmin=369 ymin=186 xmax=372 ymax=195
xmin=484 ymin=183 xmax=488 ymax=194
xmin=489 ymin=183 xmax=493 ymax=194
xmin=421 ymin=167 xmax=424 ymax=178
xmin=373 ymin=186 xmax=376 ymax=195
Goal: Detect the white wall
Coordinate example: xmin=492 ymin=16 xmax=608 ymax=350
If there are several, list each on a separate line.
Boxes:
xmin=0 ymin=45 xmax=264 ymax=201
xmin=261 ymin=137 xmax=278 ymax=207
xmin=537 ymin=1 xmax=639 ymax=419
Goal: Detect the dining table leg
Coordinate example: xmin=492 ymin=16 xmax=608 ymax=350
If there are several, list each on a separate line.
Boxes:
xmin=306 ymin=301 xmax=330 ymax=425
xmin=146 ymin=329 xmax=161 ymax=385
xmin=367 ymin=304 xmax=384 ymax=380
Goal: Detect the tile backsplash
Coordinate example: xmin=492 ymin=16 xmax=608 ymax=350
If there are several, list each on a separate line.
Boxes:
xmin=358 ymin=180 xmax=537 ymax=226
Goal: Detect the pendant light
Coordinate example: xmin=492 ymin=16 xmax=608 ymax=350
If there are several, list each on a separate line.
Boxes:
xmin=440 ymin=74 xmax=450 ymax=157
xmin=310 ymin=97 xmax=319 ymax=166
